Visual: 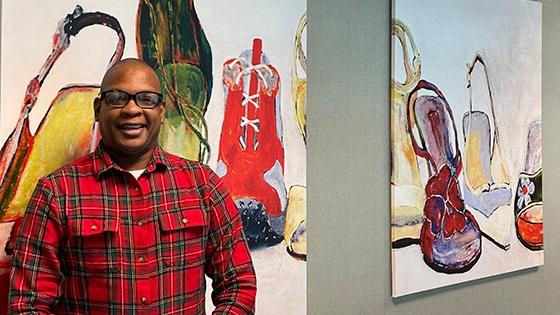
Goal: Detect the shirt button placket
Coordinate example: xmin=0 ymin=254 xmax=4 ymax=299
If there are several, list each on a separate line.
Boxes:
xmin=135 ymin=218 xmax=151 ymax=308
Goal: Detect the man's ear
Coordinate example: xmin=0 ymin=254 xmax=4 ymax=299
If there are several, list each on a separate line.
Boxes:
xmin=93 ymin=97 xmax=101 ymax=121
xmin=159 ymin=100 xmax=166 ymax=123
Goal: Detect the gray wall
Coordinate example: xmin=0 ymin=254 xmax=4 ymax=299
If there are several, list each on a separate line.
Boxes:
xmin=0 ymin=0 xmax=558 ymax=314
xmin=307 ymin=0 xmax=560 ymax=314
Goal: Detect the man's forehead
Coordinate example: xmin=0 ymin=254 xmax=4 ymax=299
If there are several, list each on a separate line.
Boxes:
xmin=101 ymin=59 xmax=161 ymax=90
xmin=103 ymin=59 xmax=155 ymax=80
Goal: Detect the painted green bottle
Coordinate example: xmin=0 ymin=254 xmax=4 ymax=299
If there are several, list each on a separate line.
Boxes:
xmin=137 ymin=0 xmax=212 ymax=161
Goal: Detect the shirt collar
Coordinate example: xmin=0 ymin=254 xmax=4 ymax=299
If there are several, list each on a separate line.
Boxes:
xmin=92 ymin=141 xmax=170 ymax=178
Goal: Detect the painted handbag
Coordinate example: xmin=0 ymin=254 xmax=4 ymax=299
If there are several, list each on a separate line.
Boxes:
xmin=0 ymin=5 xmax=124 ymax=224
xmin=390 ymin=19 xmax=425 ymax=247
xmin=461 ymin=52 xmax=512 ymax=249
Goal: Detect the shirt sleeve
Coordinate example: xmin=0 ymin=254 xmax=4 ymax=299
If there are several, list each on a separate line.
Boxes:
xmin=202 ymin=168 xmax=257 ymax=315
xmin=8 ymin=178 xmax=65 ymax=314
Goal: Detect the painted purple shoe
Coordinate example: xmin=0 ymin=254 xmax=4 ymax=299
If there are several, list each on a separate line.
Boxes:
xmin=407 ymin=80 xmax=482 ymax=273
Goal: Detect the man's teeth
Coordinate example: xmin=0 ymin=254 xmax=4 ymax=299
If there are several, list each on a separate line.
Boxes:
xmin=121 ymin=124 xmax=144 ymax=129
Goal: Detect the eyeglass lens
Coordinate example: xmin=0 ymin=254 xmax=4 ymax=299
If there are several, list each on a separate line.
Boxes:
xmin=104 ymin=90 xmax=161 ymax=108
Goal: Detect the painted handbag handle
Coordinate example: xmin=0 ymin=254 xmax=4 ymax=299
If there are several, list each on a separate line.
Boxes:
xmin=293 ymin=12 xmax=307 ymax=79
xmin=36 ymin=5 xmax=124 ymax=90
xmin=0 ymin=5 xmax=124 ymax=194
xmin=465 ymin=52 xmax=506 ymax=155
xmin=392 ymin=19 xmax=421 ymax=93
xmin=466 ymin=52 xmax=495 ymax=114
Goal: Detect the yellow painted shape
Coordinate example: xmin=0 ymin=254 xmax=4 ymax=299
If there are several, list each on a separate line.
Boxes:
xmin=490 ymin=140 xmax=510 ymax=187
xmin=465 ymin=132 xmax=489 ymax=192
xmin=3 ymin=88 xmax=97 ymax=220
xmin=391 ymin=94 xmax=421 ymax=186
xmin=292 ymin=12 xmax=307 ymax=142
xmin=159 ymin=118 xmax=200 ymax=161
xmin=284 ymin=185 xmax=306 ymax=256
xmin=391 ymin=221 xmax=423 ymax=242
xmin=391 ymin=184 xmax=424 ymax=241
xmin=293 ymin=79 xmax=306 ymax=140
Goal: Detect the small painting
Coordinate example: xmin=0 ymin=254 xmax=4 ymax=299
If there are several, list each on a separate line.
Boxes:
xmin=391 ymin=0 xmax=542 ymax=297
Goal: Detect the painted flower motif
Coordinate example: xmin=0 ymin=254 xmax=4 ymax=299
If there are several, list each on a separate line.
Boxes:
xmin=517 ymin=177 xmax=535 ymax=209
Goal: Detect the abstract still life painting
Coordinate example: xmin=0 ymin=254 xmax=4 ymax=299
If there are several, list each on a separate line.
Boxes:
xmin=0 ymin=1 xmax=306 ymax=313
xmin=391 ymin=0 xmax=542 ymax=297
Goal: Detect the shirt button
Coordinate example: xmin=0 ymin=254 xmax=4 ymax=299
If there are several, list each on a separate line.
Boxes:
xmin=182 ymin=218 xmax=188 ymax=224
xmin=140 ymin=296 xmax=147 ymax=305
xmin=134 ymin=187 xmax=139 ymax=192
xmin=139 ymin=256 xmax=145 ymax=263
xmin=90 ymin=225 xmax=98 ymax=231
xmin=137 ymin=221 xmax=144 ymax=227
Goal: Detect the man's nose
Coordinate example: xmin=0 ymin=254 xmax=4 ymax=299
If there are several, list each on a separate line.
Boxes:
xmin=121 ymin=97 xmax=143 ymax=115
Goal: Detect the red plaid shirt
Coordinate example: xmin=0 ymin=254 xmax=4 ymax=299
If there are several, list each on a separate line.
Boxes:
xmin=9 ymin=144 xmax=256 ymax=314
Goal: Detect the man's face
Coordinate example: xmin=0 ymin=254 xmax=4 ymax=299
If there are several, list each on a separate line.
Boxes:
xmin=94 ymin=62 xmax=165 ymax=164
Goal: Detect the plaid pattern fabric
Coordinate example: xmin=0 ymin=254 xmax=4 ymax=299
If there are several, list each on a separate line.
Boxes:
xmin=8 ymin=144 xmax=256 ymax=314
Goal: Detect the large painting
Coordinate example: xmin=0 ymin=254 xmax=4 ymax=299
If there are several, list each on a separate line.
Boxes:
xmin=391 ymin=0 xmax=542 ymax=297
xmin=0 ymin=1 xmax=306 ymax=313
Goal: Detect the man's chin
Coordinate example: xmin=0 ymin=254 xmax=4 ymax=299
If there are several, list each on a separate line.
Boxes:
xmin=107 ymin=141 xmax=155 ymax=157
xmin=122 ymin=145 xmax=153 ymax=156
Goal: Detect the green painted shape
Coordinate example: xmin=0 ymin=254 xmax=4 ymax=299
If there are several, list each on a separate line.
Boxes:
xmin=137 ymin=0 xmax=213 ymax=107
xmin=157 ymin=63 xmax=209 ymax=161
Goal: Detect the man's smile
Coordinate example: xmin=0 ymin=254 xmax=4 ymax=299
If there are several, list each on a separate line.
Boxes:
xmin=117 ymin=123 xmax=147 ymax=136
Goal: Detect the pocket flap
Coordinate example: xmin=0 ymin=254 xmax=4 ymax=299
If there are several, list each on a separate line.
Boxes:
xmin=158 ymin=210 xmax=207 ymax=232
xmin=71 ymin=217 xmax=120 ymax=237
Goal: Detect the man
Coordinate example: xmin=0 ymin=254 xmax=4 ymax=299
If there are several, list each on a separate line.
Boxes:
xmin=8 ymin=58 xmax=256 ymax=314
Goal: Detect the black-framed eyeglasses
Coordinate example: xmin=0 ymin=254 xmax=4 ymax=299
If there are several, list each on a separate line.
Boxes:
xmin=100 ymin=89 xmax=163 ymax=109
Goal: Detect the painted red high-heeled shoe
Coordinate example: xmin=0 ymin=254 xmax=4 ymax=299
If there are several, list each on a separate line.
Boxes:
xmin=407 ymin=80 xmax=482 ymax=273
xmin=217 ymin=38 xmax=286 ymax=249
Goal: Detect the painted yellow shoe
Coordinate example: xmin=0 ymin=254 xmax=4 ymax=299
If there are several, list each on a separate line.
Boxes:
xmin=284 ymin=185 xmax=306 ymax=260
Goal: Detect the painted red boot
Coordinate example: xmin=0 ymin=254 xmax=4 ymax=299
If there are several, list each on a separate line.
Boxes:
xmin=217 ymin=38 xmax=286 ymax=249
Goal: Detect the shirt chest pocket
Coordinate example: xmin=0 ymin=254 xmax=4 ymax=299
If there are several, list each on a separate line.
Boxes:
xmin=67 ymin=217 xmax=120 ymax=273
xmin=157 ymin=209 xmax=207 ymax=267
